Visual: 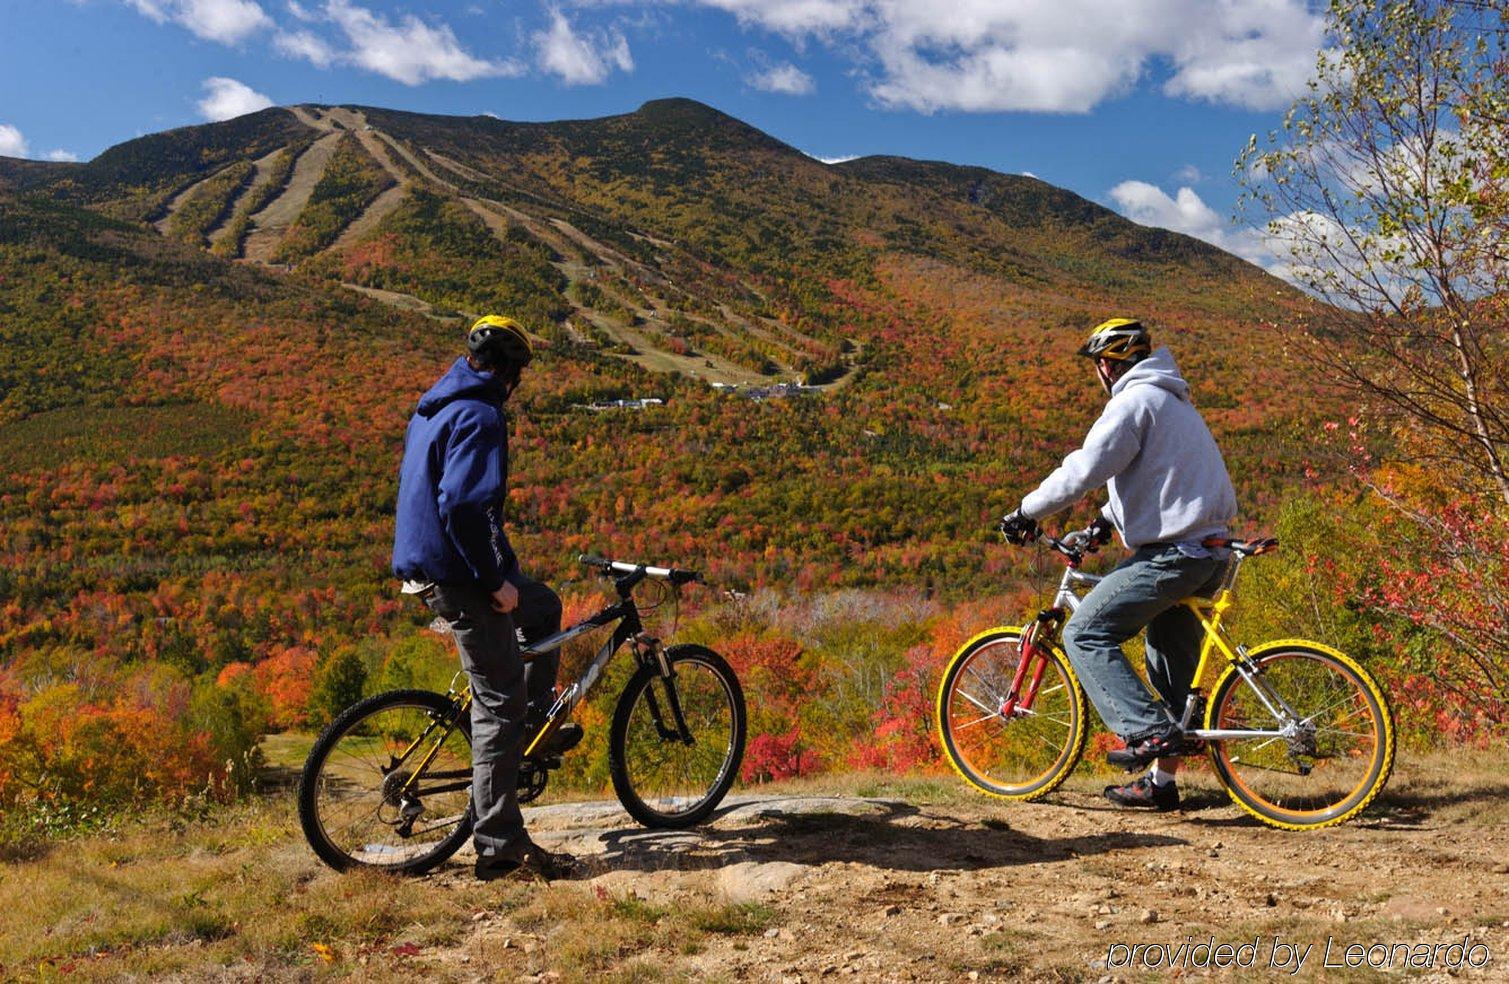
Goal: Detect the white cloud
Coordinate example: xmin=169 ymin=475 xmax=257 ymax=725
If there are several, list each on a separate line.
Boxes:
xmin=1174 ymin=163 xmax=1204 ymax=184
xmin=696 ymin=0 xmax=861 ymax=36
xmin=125 ymin=0 xmax=271 ymax=44
xmin=1108 ymin=179 xmax=1278 ymax=271
xmin=813 ymin=153 xmax=857 ymax=164
xmin=535 ymin=9 xmax=634 ymax=86
xmin=668 ymin=0 xmax=1323 ymax=113
xmin=0 ymin=125 xmax=80 ymax=162
xmin=748 ymin=61 xmax=814 ymax=94
xmin=323 ymin=0 xmax=523 ymax=85
xmin=274 ymin=28 xmax=336 ymax=67
xmin=198 ymin=76 xmax=275 ymax=121
xmin=0 ymin=124 xmax=29 ymax=158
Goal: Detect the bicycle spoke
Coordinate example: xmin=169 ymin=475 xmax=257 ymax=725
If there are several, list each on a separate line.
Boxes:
xmin=954 ymin=688 xmax=997 ymax=715
xmin=944 ymin=641 xmax=1078 ymax=796
xmin=1212 ymin=649 xmax=1387 ymax=826
xmin=307 ymin=698 xmax=472 ymax=871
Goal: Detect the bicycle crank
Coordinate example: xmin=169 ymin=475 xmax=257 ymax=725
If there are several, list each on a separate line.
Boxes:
xmin=516 ymin=761 xmax=549 ymax=803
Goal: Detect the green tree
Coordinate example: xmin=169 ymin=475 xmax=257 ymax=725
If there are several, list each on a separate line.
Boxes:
xmin=1240 ymin=0 xmax=1509 ymax=504
xmin=307 ymin=646 xmax=367 ymax=728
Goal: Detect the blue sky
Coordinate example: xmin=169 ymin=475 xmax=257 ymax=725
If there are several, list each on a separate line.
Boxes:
xmin=1 ymin=0 xmax=1330 ymax=270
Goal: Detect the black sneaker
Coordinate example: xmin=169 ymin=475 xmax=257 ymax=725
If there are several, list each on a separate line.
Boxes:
xmin=1106 ymin=730 xmax=1194 ymax=770
xmin=475 ymin=839 xmax=584 ymax=882
xmin=1104 ymin=774 xmax=1180 ymax=811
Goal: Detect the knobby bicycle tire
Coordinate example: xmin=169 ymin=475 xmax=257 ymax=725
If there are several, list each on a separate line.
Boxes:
xmin=298 ymin=688 xmax=474 ymax=874
xmin=609 ymin=644 xmax=746 ymax=828
xmin=937 ymin=627 xmax=1089 ymax=801
xmin=1205 ymin=641 xmax=1395 ymax=831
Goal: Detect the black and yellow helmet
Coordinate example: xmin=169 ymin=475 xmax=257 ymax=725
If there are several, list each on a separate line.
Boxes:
xmin=467 ymin=314 xmax=533 ymax=371
xmin=1077 ymin=317 xmax=1151 ymax=362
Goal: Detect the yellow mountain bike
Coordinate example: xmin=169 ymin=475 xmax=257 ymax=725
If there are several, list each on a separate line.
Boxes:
xmin=936 ymin=532 xmax=1395 ymax=830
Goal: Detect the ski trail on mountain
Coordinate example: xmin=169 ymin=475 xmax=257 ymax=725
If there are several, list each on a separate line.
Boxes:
xmin=242 ymin=131 xmax=342 ymax=264
xmin=207 ymin=148 xmax=284 ymax=251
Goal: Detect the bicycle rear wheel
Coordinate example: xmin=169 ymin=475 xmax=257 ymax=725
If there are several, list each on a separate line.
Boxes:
xmin=1206 ymin=643 xmax=1394 ymax=830
xmin=937 ymin=628 xmax=1088 ymax=800
xmin=298 ymin=689 xmax=474 ymax=874
xmin=609 ymin=644 xmax=746 ymax=828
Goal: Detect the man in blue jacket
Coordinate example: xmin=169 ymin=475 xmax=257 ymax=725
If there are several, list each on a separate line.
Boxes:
xmin=392 ymin=315 xmax=579 ymax=880
xmin=999 ymin=318 xmax=1237 ymax=811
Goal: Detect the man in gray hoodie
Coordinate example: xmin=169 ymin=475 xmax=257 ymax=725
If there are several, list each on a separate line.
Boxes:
xmin=999 ymin=318 xmax=1237 ymax=810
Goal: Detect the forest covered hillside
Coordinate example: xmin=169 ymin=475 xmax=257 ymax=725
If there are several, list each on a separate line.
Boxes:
xmin=0 ymin=98 xmax=1337 ymax=836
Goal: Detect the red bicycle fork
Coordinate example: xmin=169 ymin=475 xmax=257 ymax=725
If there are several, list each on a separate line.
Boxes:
xmin=998 ymin=610 xmax=1064 ymax=717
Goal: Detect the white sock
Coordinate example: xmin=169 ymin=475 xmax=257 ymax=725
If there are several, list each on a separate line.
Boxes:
xmin=1149 ymin=765 xmax=1176 ymax=787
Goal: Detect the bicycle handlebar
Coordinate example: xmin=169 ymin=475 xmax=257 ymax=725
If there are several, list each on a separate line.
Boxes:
xmin=1001 ymin=530 xmax=1279 ymax=568
xmin=578 ymin=554 xmax=702 ymax=585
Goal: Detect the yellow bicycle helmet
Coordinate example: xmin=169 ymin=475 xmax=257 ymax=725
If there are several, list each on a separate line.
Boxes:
xmin=1078 ymin=317 xmax=1151 ymax=362
xmin=467 ymin=314 xmax=533 ymax=371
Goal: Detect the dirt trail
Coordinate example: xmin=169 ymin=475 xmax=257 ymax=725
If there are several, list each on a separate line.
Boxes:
xmin=340 ymin=282 xmax=471 ymax=322
xmin=417 ymin=759 xmax=1509 ymax=982
xmin=241 ymin=130 xmax=341 ymax=263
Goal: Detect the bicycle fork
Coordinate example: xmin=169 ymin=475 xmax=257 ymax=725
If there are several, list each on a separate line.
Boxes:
xmin=1001 ymin=611 xmax=1064 ymax=716
xmin=640 ymin=637 xmax=695 ymax=745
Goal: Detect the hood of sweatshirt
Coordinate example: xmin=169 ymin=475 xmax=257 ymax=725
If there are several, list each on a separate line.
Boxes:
xmin=416 ymin=357 xmax=506 ymax=418
xmin=1110 ymin=346 xmax=1190 ymax=401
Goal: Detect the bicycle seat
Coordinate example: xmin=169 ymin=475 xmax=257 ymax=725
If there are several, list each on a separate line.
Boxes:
xmin=1201 ymin=536 xmax=1279 ymax=556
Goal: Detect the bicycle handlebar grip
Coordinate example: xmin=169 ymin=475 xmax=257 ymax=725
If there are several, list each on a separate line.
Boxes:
xmin=578 ymin=553 xmax=610 ymax=567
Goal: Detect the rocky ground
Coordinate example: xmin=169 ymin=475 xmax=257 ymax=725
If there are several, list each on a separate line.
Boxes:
xmin=418 ymin=753 xmax=1509 ymax=983
xmin=6 ymin=751 xmax=1507 ymax=982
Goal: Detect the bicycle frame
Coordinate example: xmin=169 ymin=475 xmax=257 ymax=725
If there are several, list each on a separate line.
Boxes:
xmin=1033 ymin=548 xmax=1307 ymax=744
xmin=397 ymin=564 xmax=690 ymax=800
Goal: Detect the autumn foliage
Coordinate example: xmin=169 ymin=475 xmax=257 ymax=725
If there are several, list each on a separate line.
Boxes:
xmin=1 ymin=96 xmax=1502 ymax=844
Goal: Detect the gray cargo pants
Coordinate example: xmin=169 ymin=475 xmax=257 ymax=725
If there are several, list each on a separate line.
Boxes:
xmin=425 ymin=576 xmax=562 ymax=861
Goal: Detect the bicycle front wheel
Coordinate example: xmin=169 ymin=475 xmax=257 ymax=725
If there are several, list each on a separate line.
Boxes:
xmin=609 ymin=644 xmax=746 ymax=828
xmin=937 ymin=628 xmax=1088 ymax=800
xmin=297 ymin=689 xmax=474 ymax=874
xmin=1206 ymin=642 xmax=1395 ymax=830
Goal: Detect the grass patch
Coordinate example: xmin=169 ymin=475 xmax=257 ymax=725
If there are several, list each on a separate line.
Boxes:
xmin=687 ymin=901 xmax=775 ymax=935
xmin=0 ymin=798 xmax=497 ymax=980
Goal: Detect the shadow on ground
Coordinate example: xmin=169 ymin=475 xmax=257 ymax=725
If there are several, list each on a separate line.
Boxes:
xmin=579 ymin=801 xmax=1186 ymax=876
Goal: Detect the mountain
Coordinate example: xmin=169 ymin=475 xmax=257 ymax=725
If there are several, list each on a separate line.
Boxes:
xmin=0 ymin=97 xmax=1325 ymax=687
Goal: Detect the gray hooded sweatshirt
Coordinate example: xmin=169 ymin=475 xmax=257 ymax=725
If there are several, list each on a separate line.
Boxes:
xmin=1021 ymin=347 xmax=1236 ymax=549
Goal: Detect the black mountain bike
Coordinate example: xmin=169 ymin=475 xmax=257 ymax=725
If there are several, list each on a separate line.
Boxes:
xmin=297 ymin=556 xmax=747 ymax=874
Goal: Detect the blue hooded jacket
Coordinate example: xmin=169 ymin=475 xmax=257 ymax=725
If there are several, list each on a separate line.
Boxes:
xmin=392 ymin=357 xmax=520 ymax=591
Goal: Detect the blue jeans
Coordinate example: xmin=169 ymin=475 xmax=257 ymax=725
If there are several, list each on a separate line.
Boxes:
xmin=1061 ymin=545 xmax=1227 ymax=741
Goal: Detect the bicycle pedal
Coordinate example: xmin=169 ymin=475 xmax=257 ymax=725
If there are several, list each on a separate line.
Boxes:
xmin=527 ymin=755 xmax=563 ymax=770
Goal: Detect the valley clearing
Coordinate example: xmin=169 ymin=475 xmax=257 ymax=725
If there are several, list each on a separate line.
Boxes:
xmin=3 ymin=751 xmax=1506 ymax=982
